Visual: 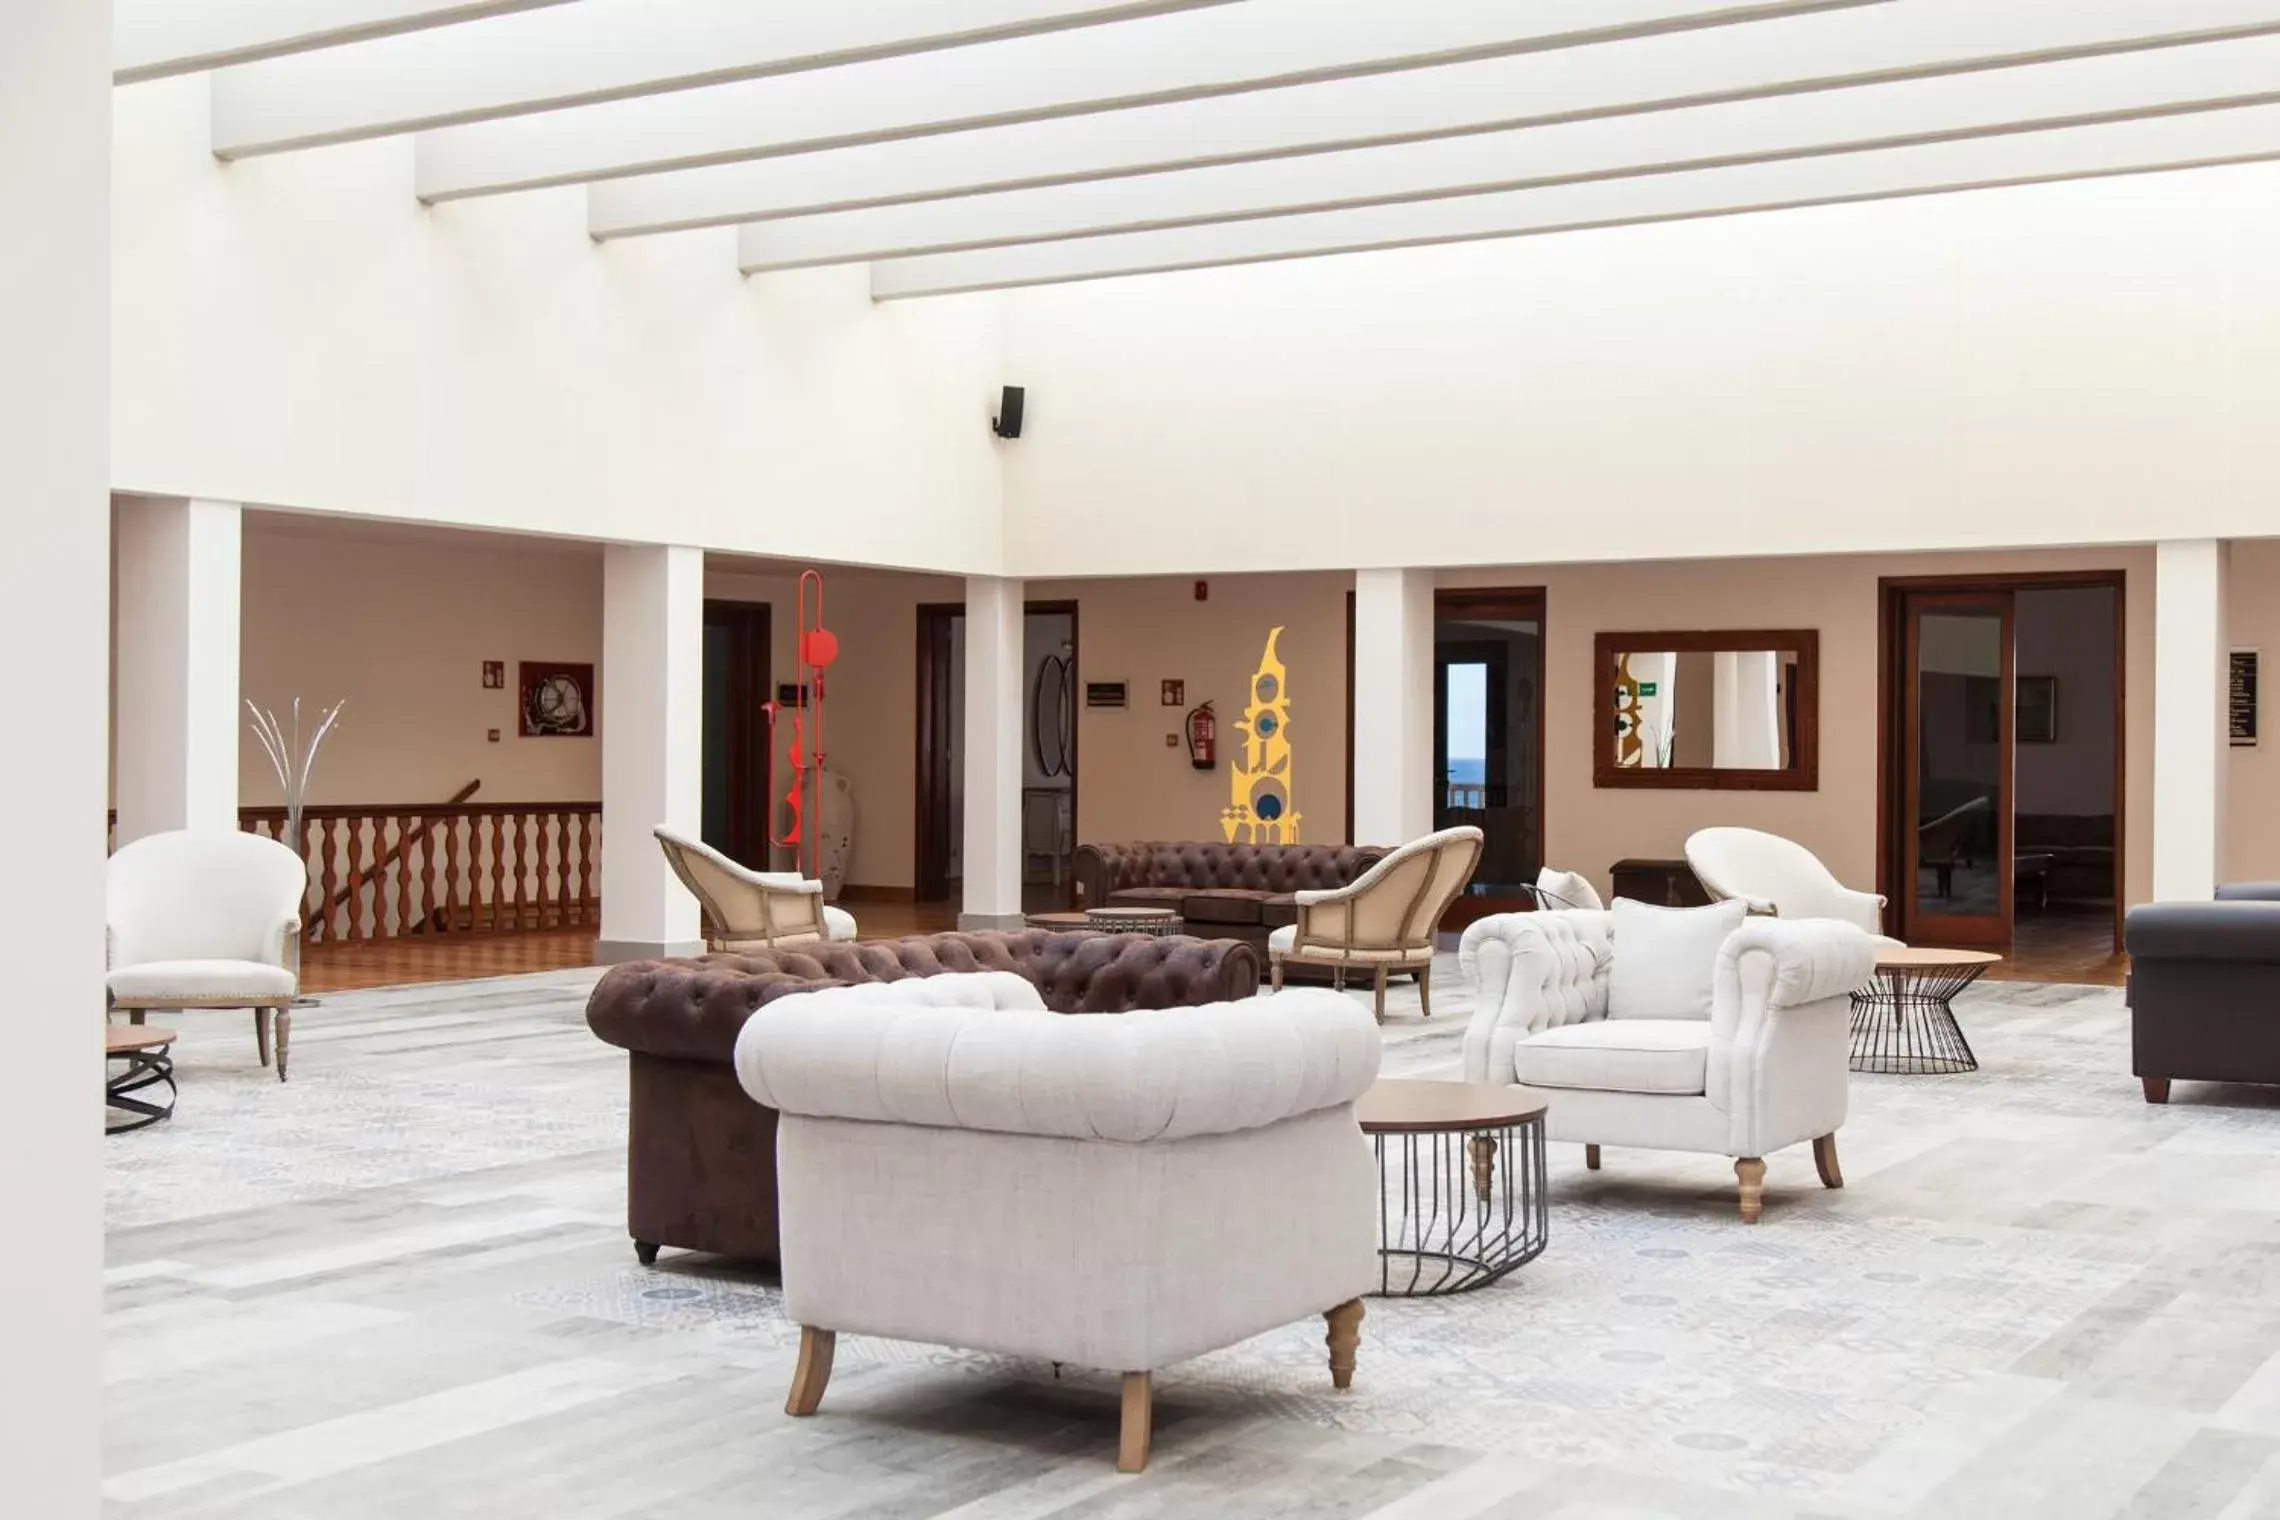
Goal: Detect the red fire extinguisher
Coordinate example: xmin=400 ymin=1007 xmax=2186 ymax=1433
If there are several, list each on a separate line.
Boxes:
xmin=1186 ymin=701 xmax=1216 ymax=770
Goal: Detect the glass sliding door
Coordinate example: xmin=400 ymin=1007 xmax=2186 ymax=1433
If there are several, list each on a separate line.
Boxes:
xmin=1433 ymin=590 xmax=1545 ymax=927
xmin=1902 ymin=591 xmax=2013 ymax=946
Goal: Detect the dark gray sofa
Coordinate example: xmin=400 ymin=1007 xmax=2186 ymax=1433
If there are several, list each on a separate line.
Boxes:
xmin=2124 ymin=883 xmax=2280 ymax=1103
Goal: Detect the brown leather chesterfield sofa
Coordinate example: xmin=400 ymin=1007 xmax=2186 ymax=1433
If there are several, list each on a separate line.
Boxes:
xmin=1073 ymin=841 xmax=1388 ymax=957
xmin=584 ymin=930 xmax=1262 ymax=1266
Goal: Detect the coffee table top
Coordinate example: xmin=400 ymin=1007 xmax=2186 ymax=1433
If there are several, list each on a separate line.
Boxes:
xmin=1089 ymin=907 xmax=1179 ymax=920
xmin=107 ymin=1026 xmax=177 ymax=1054
xmin=1874 ymin=946 xmax=2003 ymax=970
xmin=1025 ymin=912 xmax=1091 ymax=929
xmin=1356 ymin=1078 xmax=1549 ymax=1133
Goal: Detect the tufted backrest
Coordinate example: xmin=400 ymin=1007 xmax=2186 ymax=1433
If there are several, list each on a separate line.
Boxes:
xmin=655 ymin=825 xmax=827 ymax=948
xmin=1074 ymin=840 xmax=1387 ymax=901
xmin=1457 ymin=909 xmax=1611 ymax=1082
xmin=738 ymin=987 xmax=1380 ymax=1144
xmin=585 ymin=930 xmax=1264 ymax=1063
xmin=107 ymin=830 xmax=308 ymax=968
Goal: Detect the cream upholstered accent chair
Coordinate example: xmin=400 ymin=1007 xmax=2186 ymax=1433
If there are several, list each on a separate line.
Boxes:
xmin=1684 ymin=827 xmax=1904 ymax=953
xmin=654 ymin=826 xmax=857 ymax=949
xmin=107 ymin=830 xmax=307 ymax=1082
xmin=1531 ymin=865 xmax=1605 ymax=911
xmin=1459 ymin=904 xmax=1880 ymax=1222
xmin=736 ymin=982 xmax=1381 ymax=1473
xmin=1268 ymin=825 xmax=1484 ymax=1021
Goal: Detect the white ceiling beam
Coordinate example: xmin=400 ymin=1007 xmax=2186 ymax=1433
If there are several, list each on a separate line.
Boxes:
xmin=209 ymin=0 xmax=1239 ymax=158
xmin=741 ymin=35 xmax=2280 ymax=271
xmin=870 ymin=102 xmax=2280 ymax=298
xmin=415 ymin=0 xmax=1881 ymax=201
xmin=599 ymin=0 xmax=2280 ymax=240
xmin=114 ymin=0 xmax=575 ymax=85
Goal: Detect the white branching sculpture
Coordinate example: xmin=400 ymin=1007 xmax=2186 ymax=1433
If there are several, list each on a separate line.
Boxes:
xmin=247 ymin=697 xmax=344 ymax=974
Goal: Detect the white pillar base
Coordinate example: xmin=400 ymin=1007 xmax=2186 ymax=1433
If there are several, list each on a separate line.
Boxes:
xmin=2153 ymin=539 xmax=2227 ymax=902
xmin=961 ymin=576 xmax=1025 ymax=930
xmin=599 ymin=544 xmax=706 ymax=960
xmin=114 ymin=497 xmax=242 ymax=844
xmin=1351 ymin=569 xmax=1434 ymax=847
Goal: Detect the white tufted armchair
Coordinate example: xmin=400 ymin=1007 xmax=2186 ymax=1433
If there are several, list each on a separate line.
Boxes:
xmin=107 ymin=830 xmax=308 ymax=1081
xmin=736 ymin=982 xmax=1381 ymax=1472
xmin=1683 ymin=827 xmax=1903 ymax=951
xmin=654 ymin=826 xmax=857 ymax=949
xmin=1460 ymin=909 xmax=1879 ymax=1222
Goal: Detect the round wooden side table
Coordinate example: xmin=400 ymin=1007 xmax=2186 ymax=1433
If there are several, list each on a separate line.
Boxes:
xmin=1354 ymin=1078 xmax=1550 ymax=1296
xmin=1849 ymin=947 xmax=2002 ymax=1075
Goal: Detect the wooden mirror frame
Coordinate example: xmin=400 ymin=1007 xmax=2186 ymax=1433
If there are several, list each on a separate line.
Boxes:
xmin=1592 ymin=630 xmax=1820 ymax=792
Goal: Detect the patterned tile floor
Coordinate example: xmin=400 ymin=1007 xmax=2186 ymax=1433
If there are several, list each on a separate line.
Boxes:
xmin=103 ymin=965 xmax=2280 ymax=1518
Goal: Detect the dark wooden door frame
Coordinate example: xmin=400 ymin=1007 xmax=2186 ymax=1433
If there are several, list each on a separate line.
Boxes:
xmin=702 ymin=599 xmax=772 ymax=869
xmin=1876 ymin=568 xmax=2127 ymax=949
xmin=913 ymin=598 xmax=1082 ymax=905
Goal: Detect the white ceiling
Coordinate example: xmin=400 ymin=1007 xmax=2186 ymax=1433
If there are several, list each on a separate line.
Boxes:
xmin=115 ymin=0 xmax=2280 ymax=297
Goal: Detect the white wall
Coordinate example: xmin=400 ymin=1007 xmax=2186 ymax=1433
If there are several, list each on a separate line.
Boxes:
xmin=998 ymin=161 xmax=2280 ymax=578
xmin=111 ymin=75 xmax=1005 ymax=573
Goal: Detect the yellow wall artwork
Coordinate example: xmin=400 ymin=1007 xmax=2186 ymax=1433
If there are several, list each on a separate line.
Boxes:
xmin=1222 ymin=626 xmax=1301 ymax=844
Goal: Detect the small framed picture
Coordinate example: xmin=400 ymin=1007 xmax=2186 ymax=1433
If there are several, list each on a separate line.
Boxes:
xmin=2017 ymin=675 xmax=2058 ymax=744
xmin=481 ymin=660 xmax=506 ymax=689
xmin=1161 ymin=679 xmax=1185 ymax=707
xmin=520 ymin=661 xmax=595 ymax=737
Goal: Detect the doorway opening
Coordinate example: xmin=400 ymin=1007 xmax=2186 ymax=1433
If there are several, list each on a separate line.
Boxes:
xmin=1880 ymin=573 xmax=2124 ymax=977
xmin=1433 ymin=589 xmax=1546 ymax=928
xmin=700 ymin=599 xmax=772 ymax=868
xmin=914 ymin=600 xmax=1080 ymax=909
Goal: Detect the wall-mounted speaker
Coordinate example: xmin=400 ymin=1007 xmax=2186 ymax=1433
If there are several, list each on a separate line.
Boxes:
xmin=992 ymin=385 xmax=1026 ymax=439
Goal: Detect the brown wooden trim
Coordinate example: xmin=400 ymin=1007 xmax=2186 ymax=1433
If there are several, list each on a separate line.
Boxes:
xmin=1591 ymin=629 xmax=1820 ymax=792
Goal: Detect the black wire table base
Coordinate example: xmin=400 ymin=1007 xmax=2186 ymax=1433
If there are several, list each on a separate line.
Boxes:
xmin=107 ymin=1047 xmax=178 ymax=1133
xmin=1849 ymin=964 xmax=1989 ymax=1075
xmin=1369 ymin=1117 xmax=1549 ymax=1296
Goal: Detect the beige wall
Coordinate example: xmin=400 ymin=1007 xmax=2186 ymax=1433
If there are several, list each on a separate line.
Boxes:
xmin=1443 ymin=546 xmax=2158 ymax=912
xmin=2229 ymin=540 xmax=2280 ymax=884
xmin=238 ymin=525 xmax=603 ymax=807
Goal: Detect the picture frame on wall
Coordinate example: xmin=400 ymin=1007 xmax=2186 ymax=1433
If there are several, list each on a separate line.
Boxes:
xmin=519 ymin=661 xmax=595 ymax=737
xmin=1161 ymin=679 xmax=1184 ymax=707
xmin=481 ymin=660 xmax=506 ymax=689
xmin=2017 ymin=675 xmax=2058 ymax=744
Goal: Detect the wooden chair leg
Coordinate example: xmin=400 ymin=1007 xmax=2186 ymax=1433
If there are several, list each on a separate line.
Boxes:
xmin=1270 ymin=956 xmax=1285 ymax=992
xmin=128 ymin=1009 xmax=146 ymax=1027
xmin=2142 ymin=1076 xmax=2171 ymax=1104
xmin=274 ymin=1005 xmax=292 ymax=1083
xmin=1735 ymin=1157 xmax=1767 ymax=1223
xmin=1324 ymin=1299 xmax=1363 ymax=1391
xmin=1332 ymin=965 xmax=1346 ymax=992
xmin=1418 ymin=961 xmax=1432 ymax=1018
xmin=1812 ymin=1133 xmax=1844 ymax=1189
xmin=786 ymin=1327 xmax=836 ymax=1417
xmin=1584 ymin=1143 xmax=1601 ymax=1171
xmin=1118 ymin=1371 xmax=1152 ymax=1473
xmin=254 ymin=1007 xmax=272 ymax=1069
xmin=1372 ymin=967 xmax=1388 ymax=1023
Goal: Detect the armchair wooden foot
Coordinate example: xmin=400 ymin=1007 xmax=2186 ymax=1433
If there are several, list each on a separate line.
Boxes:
xmin=273 ymin=1004 xmax=292 ymax=1083
xmin=1324 ymin=1298 xmax=1363 ymax=1391
xmin=1584 ymin=1143 xmax=1601 ymax=1171
xmin=1418 ymin=961 xmax=1433 ymax=1018
xmin=1371 ymin=967 xmax=1388 ymax=1024
xmin=1735 ymin=1157 xmax=1767 ymax=1223
xmin=786 ymin=1327 xmax=836 ymax=1417
xmin=1468 ymin=1135 xmax=1497 ymax=1203
xmin=1812 ymin=1133 xmax=1843 ymax=1189
xmin=1270 ymin=958 xmax=1285 ymax=992
xmin=2142 ymin=1076 xmax=2171 ymax=1104
xmin=254 ymin=1007 xmax=272 ymax=1069
xmin=1118 ymin=1372 xmax=1152 ymax=1473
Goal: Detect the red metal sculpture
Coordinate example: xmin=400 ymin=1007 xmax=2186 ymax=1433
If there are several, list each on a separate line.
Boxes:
xmin=764 ymin=569 xmax=838 ymax=881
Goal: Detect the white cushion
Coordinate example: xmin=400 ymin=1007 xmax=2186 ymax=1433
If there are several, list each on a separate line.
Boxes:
xmin=107 ymin=958 xmax=296 ymax=1004
xmin=823 ymin=905 xmax=858 ymax=941
xmin=1513 ymin=1019 xmax=1712 ymax=1096
xmin=1535 ymin=867 xmax=1604 ymax=911
xmin=1607 ymin=897 xmax=1748 ymax=1021
xmin=1268 ymin=924 xmax=1296 ymax=954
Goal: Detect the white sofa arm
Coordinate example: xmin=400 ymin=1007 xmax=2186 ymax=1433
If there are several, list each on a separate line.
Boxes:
xmin=1706 ymin=918 xmax=1879 ymax=1155
xmin=738 ymin=987 xmax=1380 ymax=1144
xmin=1457 ymin=910 xmax=1610 ymax=1083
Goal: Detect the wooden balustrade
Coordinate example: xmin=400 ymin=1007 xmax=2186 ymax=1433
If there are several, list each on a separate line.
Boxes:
xmin=237 ymin=801 xmax=601 ymax=943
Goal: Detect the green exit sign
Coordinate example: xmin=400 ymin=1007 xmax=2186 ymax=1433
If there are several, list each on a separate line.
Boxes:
xmin=1636 ymin=681 xmax=1659 ymax=697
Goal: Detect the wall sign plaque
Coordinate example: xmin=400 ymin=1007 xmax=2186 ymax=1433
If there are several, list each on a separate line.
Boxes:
xmin=2233 ymin=649 xmax=2260 ymax=748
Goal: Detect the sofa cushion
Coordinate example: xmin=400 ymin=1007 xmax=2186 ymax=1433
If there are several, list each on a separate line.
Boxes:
xmin=1607 ymin=897 xmax=1748 ymax=1021
xmin=1182 ymin=890 xmax=1274 ymax=926
xmin=1106 ymin=886 xmax=1192 ymax=910
xmin=1514 ymin=1019 xmax=1711 ymax=1096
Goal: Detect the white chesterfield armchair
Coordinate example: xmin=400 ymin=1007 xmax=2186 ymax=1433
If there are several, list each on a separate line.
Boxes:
xmin=737 ymin=982 xmax=1381 ymax=1472
xmin=1460 ymin=905 xmax=1879 ymax=1222
xmin=107 ymin=829 xmax=308 ymax=1081
xmin=654 ymin=826 xmax=857 ymax=949
xmin=1684 ymin=826 xmax=1903 ymax=952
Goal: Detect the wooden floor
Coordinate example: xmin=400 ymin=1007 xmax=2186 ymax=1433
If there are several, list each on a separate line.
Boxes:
xmin=1979 ymin=903 xmax=2126 ymax=987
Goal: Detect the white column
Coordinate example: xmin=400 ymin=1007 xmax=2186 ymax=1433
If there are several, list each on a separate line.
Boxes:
xmin=961 ymin=575 xmax=1025 ymax=929
xmin=1351 ymin=569 xmax=1434 ymax=845
xmin=599 ymin=544 xmax=705 ymax=959
xmin=1 ymin=0 xmax=107 ymax=1510
xmin=114 ymin=498 xmax=242 ymax=843
xmin=1712 ymin=650 xmax=1782 ymax=771
xmin=2153 ymin=539 xmax=2228 ymax=902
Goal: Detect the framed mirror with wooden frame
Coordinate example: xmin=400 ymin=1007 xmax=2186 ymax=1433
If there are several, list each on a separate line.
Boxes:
xmin=1593 ymin=630 xmax=1820 ymax=792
